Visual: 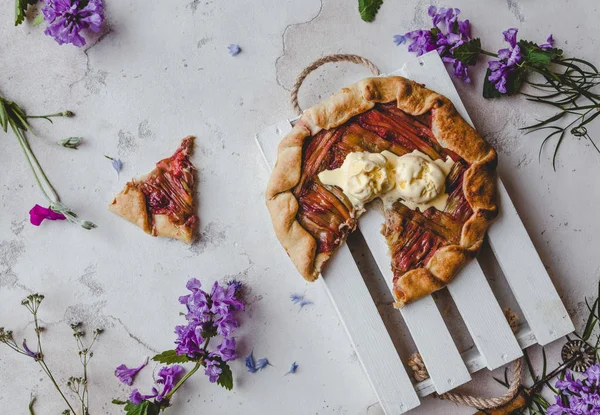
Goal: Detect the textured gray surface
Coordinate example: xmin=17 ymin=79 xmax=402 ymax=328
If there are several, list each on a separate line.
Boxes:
xmin=1 ymin=1 xmax=599 ymax=414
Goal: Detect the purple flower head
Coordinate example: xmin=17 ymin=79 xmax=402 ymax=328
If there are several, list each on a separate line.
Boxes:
xmin=29 ymin=204 xmax=66 ymax=226
xmin=487 ymin=28 xmax=524 ymax=94
xmin=540 ymin=34 xmax=554 ymax=50
xmin=174 ymin=321 xmax=206 ymax=358
xmin=179 ymin=278 xmax=211 ymax=322
xmin=22 ymin=339 xmax=41 ymax=359
xmin=129 ymin=388 xmax=158 ymax=405
xmin=586 ymin=364 xmax=600 ymax=383
xmin=503 ymin=28 xmax=519 ymax=48
xmin=210 ymin=281 xmax=245 ymax=315
xmin=547 ymin=395 xmax=569 ymax=415
xmin=393 ymin=34 xmax=407 ymax=46
xmin=43 ymin=0 xmax=104 ymax=47
xmin=114 ymin=357 xmax=148 ymax=386
xmin=404 ymin=29 xmax=437 ymax=56
xmin=215 ymin=313 xmax=239 ymax=337
xmin=227 ymin=44 xmax=241 ymax=57
xmin=401 ymin=6 xmax=472 ymax=82
xmin=211 ymin=337 xmax=237 ymax=362
xmin=155 ymin=365 xmax=184 ymax=401
xmin=204 ymin=359 xmax=222 ymax=383
xmin=556 ymin=370 xmax=584 ymax=394
xmin=227 ymin=279 xmax=243 ymax=294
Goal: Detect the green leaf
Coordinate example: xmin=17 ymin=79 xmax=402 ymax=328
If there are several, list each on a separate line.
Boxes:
xmin=123 ymin=400 xmax=160 ymax=415
xmin=152 ymin=350 xmax=191 ymax=364
xmin=518 ymin=40 xmax=562 ymax=70
xmin=32 ymin=13 xmax=44 ymax=27
xmin=451 ymin=38 xmax=481 ymax=66
xmin=217 ymin=362 xmax=233 ymax=391
xmin=0 ymin=101 xmax=8 ymax=133
xmin=15 ymin=0 xmax=27 ymax=26
xmin=112 ymin=399 xmax=127 ymax=406
xmin=483 ymin=69 xmax=502 ymax=99
xmin=358 ymin=0 xmax=383 ymax=22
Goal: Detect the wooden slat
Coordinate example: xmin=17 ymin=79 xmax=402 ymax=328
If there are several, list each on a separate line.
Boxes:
xmin=415 ymin=324 xmax=537 ymax=397
xmin=486 ymin=181 xmax=574 ymax=345
xmin=256 ymin=121 xmax=421 ymax=414
xmin=446 ymin=260 xmax=523 ymax=370
xmin=359 ymin=208 xmax=471 ymax=394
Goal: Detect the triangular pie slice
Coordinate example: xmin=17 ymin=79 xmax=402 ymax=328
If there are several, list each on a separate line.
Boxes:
xmin=265 ymin=77 xmax=497 ymax=307
xmin=109 ymin=136 xmax=198 ymax=243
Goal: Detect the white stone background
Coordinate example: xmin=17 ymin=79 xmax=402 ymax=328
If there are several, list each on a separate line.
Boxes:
xmin=1 ymin=0 xmax=599 ymax=414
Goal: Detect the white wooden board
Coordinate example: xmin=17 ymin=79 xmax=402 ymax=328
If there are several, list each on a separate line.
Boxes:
xmin=256 ymin=51 xmax=574 ymax=413
xmin=256 ymin=120 xmax=421 ymax=414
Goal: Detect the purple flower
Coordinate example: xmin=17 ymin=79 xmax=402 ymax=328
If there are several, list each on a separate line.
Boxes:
xmin=487 ymin=28 xmax=524 ymax=94
xmin=245 ymin=351 xmax=257 ymax=373
xmin=42 ymin=0 xmax=104 ymax=47
xmin=503 ymin=28 xmax=519 ymax=48
xmin=179 ymin=278 xmax=211 ymax=322
xmin=129 ymin=388 xmax=157 ymax=405
xmin=29 ymin=204 xmax=66 ymax=226
xmin=22 ymin=339 xmax=41 ymax=359
xmin=404 ymin=29 xmax=437 ymax=56
xmin=114 ymin=357 xmax=148 ymax=386
xmin=227 ymin=44 xmax=241 ymax=57
xmin=155 ymin=365 xmax=184 ymax=401
xmin=401 ymin=6 xmax=472 ymax=82
xmin=212 ymin=337 xmax=236 ymax=362
xmin=215 ymin=313 xmax=239 ymax=337
xmin=255 ymin=358 xmax=270 ymax=370
xmin=586 ymin=364 xmax=600 ymax=383
xmin=548 ymin=395 xmax=568 ymax=415
xmin=393 ymin=35 xmax=406 ymax=46
xmin=556 ymin=371 xmax=583 ymax=394
xmin=540 ymin=34 xmax=554 ymax=50
xmin=210 ymin=281 xmax=245 ymax=315
xmin=174 ymin=321 xmax=205 ymax=358
xmin=285 ymin=361 xmax=298 ymax=375
xmin=204 ymin=359 xmax=222 ymax=383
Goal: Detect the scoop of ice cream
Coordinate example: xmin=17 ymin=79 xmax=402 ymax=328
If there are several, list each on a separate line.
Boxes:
xmin=392 ymin=153 xmax=446 ymax=204
xmin=318 ymin=152 xmax=394 ymax=208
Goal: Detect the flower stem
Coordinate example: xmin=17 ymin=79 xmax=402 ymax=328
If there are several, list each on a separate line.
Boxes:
xmin=165 ymin=362 xmax=202 ymax=400
xmin=31 ymin=311 xmax=77 ymax=414
xmin=480 ymin=49 xmax=499 ymax=58
xmin=27 ymin=111 xmax=74 ymax=119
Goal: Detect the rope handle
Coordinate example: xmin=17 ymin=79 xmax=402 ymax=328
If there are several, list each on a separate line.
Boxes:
xmin=290 ymin=54 xmax=380 ymax=115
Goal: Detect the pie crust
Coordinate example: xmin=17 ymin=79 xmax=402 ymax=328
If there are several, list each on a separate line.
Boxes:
xmin=109 ymin=136 xmax=197 ymax=244
xmin=265 ymin=76 xmax=498 ymax=307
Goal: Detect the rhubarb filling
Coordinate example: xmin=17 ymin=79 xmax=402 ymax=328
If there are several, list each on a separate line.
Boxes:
xmin=293 ymin=102 xmax=473 ymax=273
xmin=140 ymin=136 xmax=198 ymax=228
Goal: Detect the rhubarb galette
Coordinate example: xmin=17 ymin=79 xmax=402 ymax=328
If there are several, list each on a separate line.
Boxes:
xmin=265 ymin=77 xmax=498 ymax=307
xmin=109 ymin=136 xmax=198 ymax=243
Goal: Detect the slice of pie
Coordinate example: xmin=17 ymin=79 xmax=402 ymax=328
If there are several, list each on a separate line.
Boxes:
xmin=109 ymin=136 xmax=198 ymax=243
xmin=265 ymin=77 xmax=497 ymax=307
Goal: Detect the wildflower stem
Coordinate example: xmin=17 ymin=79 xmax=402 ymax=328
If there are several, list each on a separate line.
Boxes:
xmin=165 ymin=362 xmax=202 ymax=400
xmin=30 ymin=310 xmax=77 ymax=414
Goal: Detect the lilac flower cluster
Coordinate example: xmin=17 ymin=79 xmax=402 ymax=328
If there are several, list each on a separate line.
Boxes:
xmin=400 ymin=6 xmax=473 ymax=82
xmin=487 ymin=28 xmax=523 ymax=94
xmin=42 ymin=0 xmax=104 ymax=47
xmin=487 ymin=28 xmax=554 ymax=94
xmin=114 ymin=278 xmax=244 ymax=409
xmin=548 ymin=364 xmax=600 ymax=415
xmin=176 ymin=278 xmax=244 ymax=382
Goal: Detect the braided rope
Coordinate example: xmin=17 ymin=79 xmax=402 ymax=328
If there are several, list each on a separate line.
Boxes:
xmin=290 ymin=54 xmax=380 ymax=115
xmin=407 ymin=308 xmax=524 ymax=409
xmin=438 ymin=357 xmax=523 ymax=409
